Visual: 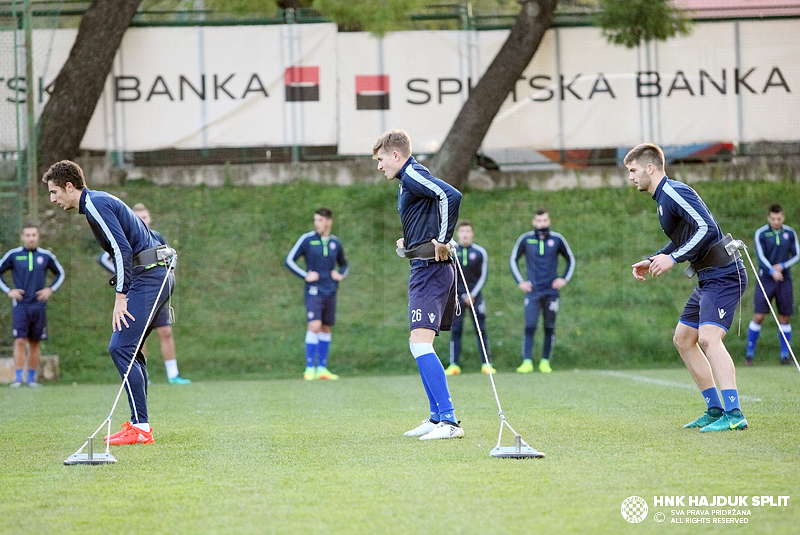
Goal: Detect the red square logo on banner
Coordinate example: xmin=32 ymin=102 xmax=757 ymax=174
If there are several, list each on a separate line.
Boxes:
xmin=285 ymin=66 xmax=320 ymax=102
xmin=355 ymin=75 xmax=390 ymax=110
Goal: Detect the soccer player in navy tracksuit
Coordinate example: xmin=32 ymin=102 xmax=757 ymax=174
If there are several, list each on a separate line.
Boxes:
xmin=373 ymin=129 xmax=465 ymax=441
xmin=510 ymin=210 xmax=575 ymax=374
xmin=285 ymin=208 xmax=349 ymax=381
xmin=45 ymin=160 xmax=174 ymax=445
xmin=0 ymin=223 xmax=65 ymax=387
xmin=746 ymin=204 xmax=799 ymax=365
xmin=626 ymin=143 xmax=748 ymax=432
xmin=447 ymin=220 xmax=494 ymax=375
xmin=100 ymin=203 xmax=191 ymax=384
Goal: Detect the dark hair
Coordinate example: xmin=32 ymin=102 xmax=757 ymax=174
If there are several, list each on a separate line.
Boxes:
xmin=22 ymin=222 xmax=38 ymax=231
xmin=769 ymin=204 xmax=784 ymax=215
xmin=456 ymin=220 xmax=473 ymax=230
xmin=623 ymin=143 xmax=665 ymax=170
xmin=535 ymin=209 xmax=548 ymax=216
xmin=42 ymin=160 xmax=86 ymax=189
xmin=315 ymin=208 xmax=333 ymax=219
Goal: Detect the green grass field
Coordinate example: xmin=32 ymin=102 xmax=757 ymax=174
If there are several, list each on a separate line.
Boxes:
xmin=2 ymin=367 xmax=798 ymax=534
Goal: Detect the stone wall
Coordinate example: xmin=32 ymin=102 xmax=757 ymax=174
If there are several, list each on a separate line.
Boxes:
xmin=76 ymin=156 xmax=800 ymax=191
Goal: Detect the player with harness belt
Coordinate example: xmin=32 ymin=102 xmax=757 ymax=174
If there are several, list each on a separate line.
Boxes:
xmin=46 ymin=160 xmax=175 ymax=446
xmin=374 ymin=129 xmax=465 ymax=441
xmin=626 ymin=143 xmax=748 ymax=433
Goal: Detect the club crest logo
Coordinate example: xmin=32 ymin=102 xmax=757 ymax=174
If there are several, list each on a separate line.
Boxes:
xmin=621 ymin=496 xmax=648 ymax=523
xmin=428 ymin=313 xmax=436 ymax=323
xmin=718 ymin=308 xmax=727 ymax=319
xmin=37 ymin=256 xmax=44 ymax=265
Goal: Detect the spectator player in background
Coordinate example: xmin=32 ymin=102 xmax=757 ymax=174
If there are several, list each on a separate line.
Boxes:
xmin=0 ymin=223 xmax=65 ymax=387
xmin=746 ymin=204 xmax=799 ymax=366
xmin=285 ymin=208 xmax=349 ymax=381
xmin=510 ymin=209 xmax=575 ymax=374
xmin=447 ymin=220 xmax=495 ymax=375
xmin=373 ymin=129 xmax=465 ymax=441
xmin=99 ymin=203 xmax=191 ymax=384
xmin=626 ymin=143 xmax=748 ymax=432
xmin=46 ymin=160 xmax=175 ymax=445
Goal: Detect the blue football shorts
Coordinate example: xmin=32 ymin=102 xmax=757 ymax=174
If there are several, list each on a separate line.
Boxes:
xmin=408 ymin=261 xmax=456 ymax=333
xmin=680 ymin=267 xmax=747 ymax=331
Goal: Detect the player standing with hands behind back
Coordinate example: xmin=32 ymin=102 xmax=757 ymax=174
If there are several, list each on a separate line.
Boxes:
xmin=746 ymin=204 xmax=799 ymax=366
xmin=626 ymin=143 xmax=748 ymax=432
xmin=286 ymin=208 xmax=349 ymax=381
xmin=0 ymin=223 xmax=65 ymax=387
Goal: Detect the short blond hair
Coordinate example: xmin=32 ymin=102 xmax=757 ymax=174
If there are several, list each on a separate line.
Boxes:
xmin=372 ymin=129 xmax=412 ymax=158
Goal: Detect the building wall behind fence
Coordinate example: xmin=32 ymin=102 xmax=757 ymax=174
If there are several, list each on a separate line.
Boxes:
xmin=0 ymin=18 xmax=797 ymax=157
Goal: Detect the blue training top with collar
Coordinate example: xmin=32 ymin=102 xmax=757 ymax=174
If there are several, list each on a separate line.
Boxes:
xmin=0 ymin=246 xmax=65 ymax=308
xmin=454 ymin=243 xmax=488 ymax=299
xmin=397 ymin=156 xmax=462 ymax=251
xmin=510 ymin=228 xmax=575 ymax=293
xmin=651 ymin=177 xmax=741 ymax=280
xmin=79 ymin=188 xmax=161 ymax=294
xmin=754 ymin=223 xmax=799 ymax=279
xmin=285 ymin=231 xmax=349 ymax=298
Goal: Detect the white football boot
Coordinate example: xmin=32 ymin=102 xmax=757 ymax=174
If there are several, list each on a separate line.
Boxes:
xmin=404 ymin=419 xmax=438 ymax=437
xmin=420 ymin=421 xmax=465 ymax=440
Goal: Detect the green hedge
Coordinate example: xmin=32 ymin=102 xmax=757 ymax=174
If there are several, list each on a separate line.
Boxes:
xmin=3 ymin=177 xmax=796 ymax=382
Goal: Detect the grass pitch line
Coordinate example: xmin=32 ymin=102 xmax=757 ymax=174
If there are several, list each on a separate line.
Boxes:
xmin=598 ymin=370 xmax=762 ymax=402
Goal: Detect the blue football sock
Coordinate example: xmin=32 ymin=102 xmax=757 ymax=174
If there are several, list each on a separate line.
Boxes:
xmin=721 ymin=389 xmax=741 ymax=412
xmin=304 ymin=331 xmax=319 ymax=368
xmin=478 ymin=330 xmax=490 ymax=364
xmin=317 ymin=332 xmax=331 ymax=368
xmin=27 ymin=369 xmax=36 ymax=383
xmin=523 ymin=327 xmax=535 ymax=361
xmin=449 ymin=335 xmax=461 ymax=366
xmin=701 ymin=387 xmax=723 ymax=410
xmin=542 ymin=327 xmax=555 ymax=360
xmin=746 ymin=321 xmax=761 ymax=357
xmin=417 ymin=365 xmax=439 ymax=421
xmin=411 ymin=343 xmax=457 ymax=424
xmin=15 ymin=369 xmax=23 ymax=383
xmin=779 ymin=324 xmax=791 ymax=358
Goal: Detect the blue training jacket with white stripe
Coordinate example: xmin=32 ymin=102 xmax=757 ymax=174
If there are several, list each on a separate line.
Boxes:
xmin=0 ymin=246 xmax=65 ymax=308
xmin=651 ymin=176 xmax=740 ymax=281
xmin=397 ymin=156 xmax=462 ymax=251
xmin=79 ymin=188 xmax=161 ymax=294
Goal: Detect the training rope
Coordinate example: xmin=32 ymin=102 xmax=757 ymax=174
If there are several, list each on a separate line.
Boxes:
xmin=70 ymin=253 xmax=178 ymax=457
xmin=732 ymin=240 xmax=800 ymax=374
xmin=450 ymin=245 xmax=533 ymax=450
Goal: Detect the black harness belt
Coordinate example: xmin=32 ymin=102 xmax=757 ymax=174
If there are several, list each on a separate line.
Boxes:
xmin=133 ymin=245 xmax=170 ymax=268
xmin=685 ymin=233 xmax=741 ymax=278
xmin=403 ymin=242 xmax=437 ymax=261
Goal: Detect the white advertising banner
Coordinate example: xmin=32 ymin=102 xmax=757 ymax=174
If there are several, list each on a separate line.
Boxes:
xmin=84 ymin=23 xmax=339 ymax=151
xmin=337 ymin=19 xmax=798 ymax=155
xmin=0 ymin=19 xmax=796 ymax=154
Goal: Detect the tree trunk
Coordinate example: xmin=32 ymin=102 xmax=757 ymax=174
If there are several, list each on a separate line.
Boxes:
xmin=36 ymin=0 xmax=142 ymax=179
xmin=427 ymin=0 xmax=558 ymax=188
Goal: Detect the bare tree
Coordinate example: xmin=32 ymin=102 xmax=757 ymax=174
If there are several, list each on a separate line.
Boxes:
xmin=426 ymin=0 xmax=558 ymax=188
xmin=36 ymin=0 xmax=142 ymax=178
